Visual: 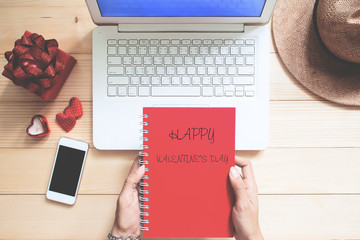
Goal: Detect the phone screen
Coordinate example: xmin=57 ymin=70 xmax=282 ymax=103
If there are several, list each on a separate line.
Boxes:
xmin=49 ymin=145 xmax=86 ymax=196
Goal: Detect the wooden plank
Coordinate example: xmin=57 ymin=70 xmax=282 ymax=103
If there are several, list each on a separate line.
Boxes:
xmin=0 ymin=101 xmax=359 ymax=148
xmin=0 ymin=4 xmax=95 ymax=54
xmin=0 ymin=101 xmax=92 ymax=148
xmin=0 ymin=195 xmax=360 ymax=240
xmin=1 ymin=148 xmax=360 ymax=195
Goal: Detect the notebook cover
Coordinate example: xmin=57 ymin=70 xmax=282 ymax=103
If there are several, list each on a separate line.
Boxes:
xmin=141 ymin=107 xmax=235 ymax=238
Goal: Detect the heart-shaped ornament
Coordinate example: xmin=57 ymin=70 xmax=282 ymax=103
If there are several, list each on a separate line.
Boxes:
xmin=26 ymin=115 xmax=50 ymax=137
xmin=64 ymin=97 xmax=83 ymax=118
xmin=56 ymin=113 xmax=76 ymax=132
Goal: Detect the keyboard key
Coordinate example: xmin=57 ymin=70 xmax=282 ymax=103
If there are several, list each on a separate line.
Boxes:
xmin=181 ymin=39 xmax=191 ymax=45
xmin=108 ymin=57 xmax=121 ymax=65
xmin=118 ymin=39 xmax=127 ymax=45
xmin=215 ymin=87 xmax=224 ymax=96
xmin=210 ymin=47 xmax=219 ymax=55
xmin=177 ymin=66 xmax=186 ymax=75
xmin=131 ymin=77 xmax=140 ymax=85
xmin=184 ymin=56 xmax=193 ymax=65
xmin=108 ymin=76 xmax=129 ymax=85
xmin=107 ymin=86 xmax=117 ymax=96
xmin=118 ymin=87 xmax=127 ymax=96
xmin=213 ymin=77 xmax=222 ymax=85
xmin=166 ymin=66 xmax=176 ymax=75
xmin=228 ymin=67 xmax=237 ymax=75
xmin=231 ymin=47 xmax=240 ymax=55
xmin=202 ymin=87 xmax=213 ymax=96
xmin=217 ymin=67 xmax=227 ymax=75
xmin=151 ymin=77 xmax=160 ymax=85
xmin=246 ymin=56 xmax=255 ymax=65
xmin=128 ymin=87 xmax=137 ymax=96
xmin=245 ymin=91 xmax=255 ymax=97
xmin=152 ymin=87 xmax=201 ymax=96
xmin=160 ymin=39 xmax=170 ymax=45
xmin=187 ymin=67 xmax=196 ymax=75
xmin=129 ymin=40 xmax=138 ymax=45
xmin=220 ymin=47 xmax=229 ymax=55
xmin=233 ymin=76 xmax=255 ymax=85
xmin=108 ymin=47 xmax=117 ymax=55
xmin=182 ymin=76 xmax=191 ymax=85
xmin=171 ymin=39 xmax=180 ymax=45
xmin=117 ymin=47 xmax=126 ymax=55
xmin=192 ymin=77 xmax=201 ymax=85
xmin=169 ymin=47 xmax=178 ymax=55
xmin=123 ymin=57 xmax=132 ymax=65
xmin=108 ymin=67 xmax=124 ymax=75
xmin=161 ymin=76 xmax=171 ymax=85
xmin=238 ymin=66 xmax=255 ymax=75
xmin=141 ymin=77 xmax=150 ymax=85
xmin=215 ymin=57 xmax=224 ymax=65
xmin=128 ymin=47 xmax=137 ymax=55
xmin=139 ymin=87 xmax=150 ymax=96
xmin=235 ymin=39 xmax=244 ymax=45
xmin=140 ymin=39 xmax=149 ymax=45
xmin=241 ymin=46 xmax=255 ymax=55
xmin=150 ymin=39 xmax=159 ymax=45
xmin=125 ymin=67 xmax=135 ymax=75
xmin=172 ymin=76 xmax=181 ymax=85
xmin=197 ymin=66 xmax=206 ymax=75
xmin=107 ymin=39 xmax=117 ymax=45
xmin=245 ymin=39 xmax=255 ymax=45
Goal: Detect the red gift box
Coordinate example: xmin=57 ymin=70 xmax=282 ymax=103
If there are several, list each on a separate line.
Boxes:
xmin=2 ymin=31 xmax=76 ymax=100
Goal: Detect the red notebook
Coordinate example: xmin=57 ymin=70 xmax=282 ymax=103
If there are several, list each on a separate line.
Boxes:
xmin=141 ymin=107 xmax=235 ymax=238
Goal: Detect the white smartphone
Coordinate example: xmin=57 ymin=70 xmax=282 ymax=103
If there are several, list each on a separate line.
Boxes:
xmin=46 ymin=137 xmax=89 ymax=205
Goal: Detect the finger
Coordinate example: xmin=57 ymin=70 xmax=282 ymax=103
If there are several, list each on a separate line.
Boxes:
xmin=128 ymin=155 xmax=141 ymax=175
xmin=229 ymin=166 xmax=249 ymax=202
xmin=123 ymin=157 xmax=145 ymax=191
xmin=235 ymin=156 xmax=256 ymax=182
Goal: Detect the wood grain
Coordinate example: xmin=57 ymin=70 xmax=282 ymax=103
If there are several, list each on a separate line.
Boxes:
xmin=1 ymin=0 xmax=360 ymax=239
xmin=0 ymin=101 xmax=359 ymax=148
xmin=1 ymin=148 xmax=360 ymax=195
xmin=1 ymin=195 xmax=359 ymax=240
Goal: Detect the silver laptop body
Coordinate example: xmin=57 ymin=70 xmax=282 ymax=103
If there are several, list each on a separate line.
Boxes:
xmin=86 ymin=0 xmax=277 ymax=150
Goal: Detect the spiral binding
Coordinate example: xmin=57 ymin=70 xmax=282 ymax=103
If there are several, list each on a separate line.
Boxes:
xmin=139 ymin=113 xmax=150 ymax=232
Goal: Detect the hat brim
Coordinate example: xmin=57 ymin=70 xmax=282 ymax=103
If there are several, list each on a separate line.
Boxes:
xmin=272 ymin=0 xmax=360 ymax=106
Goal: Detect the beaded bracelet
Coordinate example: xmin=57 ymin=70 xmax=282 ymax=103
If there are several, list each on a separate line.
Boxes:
xmin=107 ymin=232 xmax=140 ymax=240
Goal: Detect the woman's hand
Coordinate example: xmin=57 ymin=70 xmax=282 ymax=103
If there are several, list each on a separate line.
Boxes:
xmin=229 ymin=156 xmax=264 ymax=240
xmin=111 ymin=156 xmax=145 ymax=237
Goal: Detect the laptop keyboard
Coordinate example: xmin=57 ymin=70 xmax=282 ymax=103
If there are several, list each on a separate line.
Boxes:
xmin=107 ymin=38 xmax=256 ymax=97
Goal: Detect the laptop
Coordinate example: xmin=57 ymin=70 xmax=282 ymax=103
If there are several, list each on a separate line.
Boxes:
xmin=85 ymin=0 xmax=277 ymax=150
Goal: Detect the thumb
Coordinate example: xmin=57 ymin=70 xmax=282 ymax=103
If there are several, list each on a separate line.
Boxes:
xmin=123 ymin=165 xmax=146 ymax=191
xmin=229 ymin=166 xmax=249 ymax=202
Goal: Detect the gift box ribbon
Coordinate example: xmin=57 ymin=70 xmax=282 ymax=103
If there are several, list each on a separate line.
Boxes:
xmin=2 ymin=31 xmax=65 ymax=93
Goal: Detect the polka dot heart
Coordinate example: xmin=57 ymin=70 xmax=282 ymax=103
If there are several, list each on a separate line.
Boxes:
xmin=56 ymin=97 xmax=83 ymax=132
xmin=56 ymin=113 xmax=76 ymax=132
xmin=63 ymin=97 xmax=83 ymax=118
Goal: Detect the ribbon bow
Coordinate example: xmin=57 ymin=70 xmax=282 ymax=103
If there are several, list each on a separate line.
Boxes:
xmin=2 ymin=31 xmax=65 ymax=93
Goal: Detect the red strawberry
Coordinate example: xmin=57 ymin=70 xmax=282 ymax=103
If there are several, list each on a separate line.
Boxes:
xmin=64 ymin=97 xmax=83 ymax=118
xmin=56 ymin=113 xmax=76 ymax=132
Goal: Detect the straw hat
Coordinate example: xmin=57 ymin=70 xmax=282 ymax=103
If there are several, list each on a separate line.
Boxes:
xmin=272 ymin=0 xmax=360 ymax=106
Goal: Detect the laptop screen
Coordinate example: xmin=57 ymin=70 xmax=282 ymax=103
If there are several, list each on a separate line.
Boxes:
xmin=97 ymin=0 xmax=266 ymax=17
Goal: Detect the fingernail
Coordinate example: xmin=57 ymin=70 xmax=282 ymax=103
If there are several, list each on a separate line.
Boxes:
xmin=136 ymin=165 xmax=145 ymax=175
xmin=230 ymin=166 xmax=240 ymax=178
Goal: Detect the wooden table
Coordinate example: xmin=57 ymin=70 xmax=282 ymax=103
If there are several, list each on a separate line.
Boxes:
xmin=1 ymin=1 xmax=360 ymax=239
